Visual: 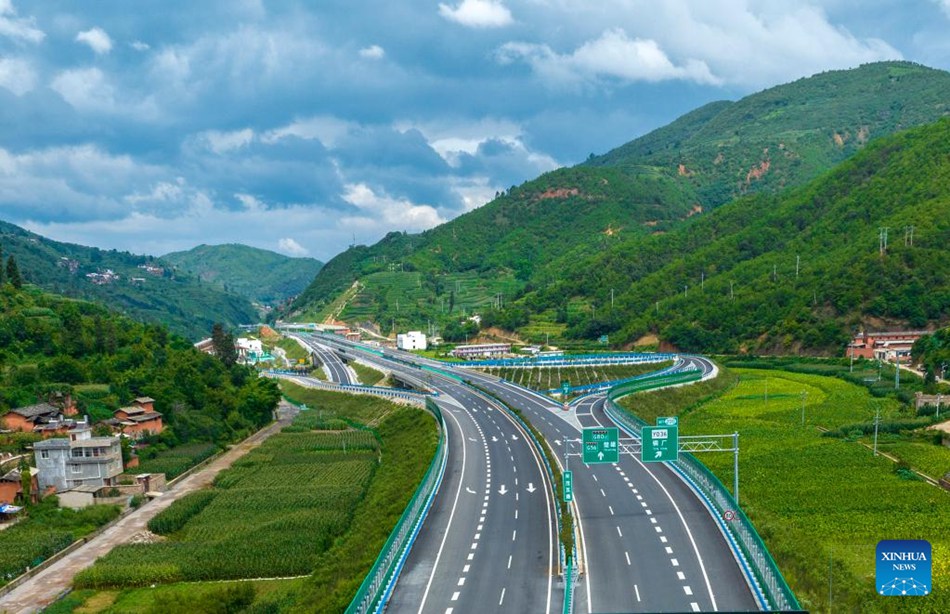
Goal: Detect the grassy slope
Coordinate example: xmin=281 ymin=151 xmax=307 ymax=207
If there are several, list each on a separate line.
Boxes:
xmin=619 ymin=368 xmax=950 ymax=613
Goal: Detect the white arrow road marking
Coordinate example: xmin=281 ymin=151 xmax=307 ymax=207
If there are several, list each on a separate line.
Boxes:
xmin=555 ymin=440 xmax=562 ymax=446
xmin=492 ymin=436 xmax=498 ymax=442
xmin=511 ymin=434 xmax=519 ymax=440
xmin=469 ymin=437 xmax=477 ymax=442
xmin=499 ymin=485 xmax=508 ymax=495
xmin=526 ymin=483 xmax=537 ymax=493
xmin=466 ymin=487 xmax=476 ymax=494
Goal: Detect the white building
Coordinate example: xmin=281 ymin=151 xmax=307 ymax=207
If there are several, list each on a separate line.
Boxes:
xmin=397 ymin=331 xmax=427 ymax=351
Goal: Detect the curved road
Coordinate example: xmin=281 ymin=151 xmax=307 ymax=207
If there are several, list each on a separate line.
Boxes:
xmin=318 ymin=335 xmax=760 ymax=613
xmin=304 ymin=337 xmax=561 ymax=614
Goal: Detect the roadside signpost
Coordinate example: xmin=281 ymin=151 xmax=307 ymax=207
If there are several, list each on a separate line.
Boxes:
xmin=563 ymin=470 xmax=573 ymax=502
xmin=561 ymin=380 xmax=571 ymax=396
xmin=656 ymin=416 xmax=678 ymax=427
xmin=641 ymin=426 xmax=679 ymax=462
xmin=583 ymin=427 xmax=619 ymax=463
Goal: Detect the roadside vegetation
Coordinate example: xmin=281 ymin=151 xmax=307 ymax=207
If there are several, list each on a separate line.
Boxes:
xmin=617 ymin=367 xmax=950 ymax=612
xmin=65 ymin=383 xmax=437 ymax=612
xmin=482 ymin=361 xmax=674 ymax=394
xmin=0 ymin=498 xmax=121 ymax=587
xmin=350 ymin=361 xmax=386 ymax=386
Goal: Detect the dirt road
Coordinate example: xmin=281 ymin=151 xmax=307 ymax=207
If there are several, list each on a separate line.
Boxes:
xmin=0 ymin=402 xmax=298 ymax=614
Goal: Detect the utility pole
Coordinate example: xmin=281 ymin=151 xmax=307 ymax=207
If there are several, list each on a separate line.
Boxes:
xmin=701 ymin=272 xmax=705 ymax=291
xmin=873 ymin=409 xmax=880 ymax=456
xmin=656 ymin=300 xmax=659 ymax=314
xmin=610 ymin=288 xmax=614 ymax=309
xmin=684 ymin=285 xmax=688 ymax=298
xmin=904 ymin=225 xmax=914 ymax=247
xmin=730 ymin=281 xmax=734 ymax=300
xmin=879 ymin=227 xmax=889 ymax=256
xmin=796 ymin=255 xmax=800 ymax=279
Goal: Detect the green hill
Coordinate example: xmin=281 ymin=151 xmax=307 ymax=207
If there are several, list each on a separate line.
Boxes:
xmin=0 ymin=221 xmax=257 ymax=340
xmin=162 ymin=244 xmax=323 ymax=308
xmin=529 ymin=117 xmax=950 ymax=352
xmin=289 ymin=61 xmax=950 ymax=340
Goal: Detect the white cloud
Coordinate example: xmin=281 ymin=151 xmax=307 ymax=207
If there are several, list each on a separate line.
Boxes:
xmin=50 ymin=67 xmax=116 ymax=112
xmin=196 ymin=128 xmax=256 ymax=154
xmin=439 ymin=0 xmax=513 ymax=28
xmin=130 ymin=40 xmax=150 ymax=51
xmin=341 ymin=183 xmax=445 ymax=231
xmin=0 ymin=57 xmax=35 ymax=95
xmin=0 ymin=0 xmax=44 ymax=43
xmin=277 ymin=237 xmax=309 ymax=256
xmin=935 ymin=0 xmax=950 ymax=17
xmin=76 ymin=27 xmax=113 ymax=55
xmin=359 ymin=44 xmax=385 ymax=59
xmin=261 ymin=116 xmax=354 ymax=148
xmin=499 ymin=29 xmax=719 ymax=86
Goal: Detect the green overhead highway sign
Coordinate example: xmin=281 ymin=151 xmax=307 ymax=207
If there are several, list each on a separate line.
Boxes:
xmin=642 ymin=426 xmax=678 ymax=463
xmin=563 ymin=470 xmax=573 ymax=502
xmin=561 ymin=380 xmax=571 ymax=396
xmin=657 ymin=416 xmax=678 ymax=427
xmin=583 ymin=427 xmax=619 ymax=463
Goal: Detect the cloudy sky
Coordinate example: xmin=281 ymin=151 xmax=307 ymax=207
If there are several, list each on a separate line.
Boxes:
xmin=0 ymin=1 xmax=947 ymax=261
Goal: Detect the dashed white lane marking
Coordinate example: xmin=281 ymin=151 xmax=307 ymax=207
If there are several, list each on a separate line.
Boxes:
xmin=515 ymin=478 xmax=518 ymax=486
xmin=508 ymin=555 xmax=513 ymax=569
xmin=660 ymin=536 xmax=668 ymax=543
xmin=636 ymin=495 xmax=642 ymax=500
xmin=445 ymin=608 xmax=453 ymax=614
xmin=467 ymin=553 xmax=474 ymax=560
xmin=499 ymin=588 xmax=506 ymax=606
xmin=632 ymin=488 xmax=638 ymax=494
xmin=625 ymin=551 xmax=631 ymax=566
xmin=608 ymin=505 xmax=614 ymax=516
xmin=635 ymin=584 xmax=641 ymax=602
xmin=477 ymin=524 xmax=483 ymax=531
xmin=691 ymin=602 xmax=700 ymax=612
xmin=616 ymin=526 xmax=623 ymax=538
xmin=458 ymin=577 xmax=465 ymax=586
xmin=645 ymin=510 xmax=653 ymax=515
xmin=671 ymin=558 xmax=680 ymax=567
xmin=655 ymin=526 xmax=663 ymax=533
xmin=600 ymin=488 xmax=606 ymax=497
xmin=474 ymin=533 xmax=481 ymax=540
xmin=463 ymin=565 xmax=470 ymax=573
xmin=592 ymin=474 xmax=598 ymax=482
xmin=677 ymin=571 xmax=686 ymax=580
xmin=665 ymin=546 xmax=673 ymax=554
xmin=512 ymin=530 xmax=517 ymax=541
xmin=480 ymin=516 xmax=485 ymax=522
xmin=684 ymin=585 xmax=693 ymax=596
xmin=515 ymin=509 xmax=518 ymax=520
xmin=640 ymin=501 xmax=648 ymax=507
xmin=451 ymin=591 xmax=460 ymax=601
xmin=650 ymin=518 xmax=658 ymax=524
xmin=471 ymin=543 xmax=478 ymax=549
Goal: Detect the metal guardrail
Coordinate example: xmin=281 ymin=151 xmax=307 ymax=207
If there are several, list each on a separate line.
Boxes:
xmin=546 ymin=363 xmax=685 ymax=395
xmin=265 ymin=370 xmax=431 ymax=403
xmin=455 ymin=352 xmax=677 ymax=369
xmin=346 ymin=398 xmax=448 ymax=614
xmin=603 ymin=377 xmax=801 ymax=612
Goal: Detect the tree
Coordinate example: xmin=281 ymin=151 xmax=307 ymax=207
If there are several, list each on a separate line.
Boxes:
xmin=18 ymin=459 xmax=31 ymax=506
xmin=211 ymin=323 xmax=238 ymax=367
xmin=6 ymin=255 xmax=21 ymax=289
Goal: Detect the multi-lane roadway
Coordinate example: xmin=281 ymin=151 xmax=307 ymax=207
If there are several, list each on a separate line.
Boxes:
xmin=304 ymin=334 xmax=760 ymax=613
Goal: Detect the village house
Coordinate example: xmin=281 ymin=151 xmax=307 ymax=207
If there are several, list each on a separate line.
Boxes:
xmin=108 ymin=397 xmax=163 ymax=439
xmin=2 ymin=395 xmax=80 ymax=435
xmin=34 ymin=428 xmax=123 ymax=493
xmin=0 ymin=467 xmax=38 ymax=505
xmin=847 ymin=330 xmax=928 ymax=364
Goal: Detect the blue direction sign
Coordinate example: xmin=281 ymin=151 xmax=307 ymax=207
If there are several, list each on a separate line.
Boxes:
xmin=583 ymin=427 xmax=619 ymax=463
xmin=642 ymin=426 xmax=678 ymax=462
xmin=563 ymin=470 xmax=573 ymax=502
xmin=656 ymin=416 xmax=678 ymax=427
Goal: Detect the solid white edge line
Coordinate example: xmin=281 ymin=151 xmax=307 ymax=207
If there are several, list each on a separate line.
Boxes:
xmin=417 ymin=404 xmax=467 ymax=614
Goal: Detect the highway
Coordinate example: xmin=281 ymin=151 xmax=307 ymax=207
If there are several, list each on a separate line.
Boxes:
xmin=310 ymin=335 xmax=760 ymax=612
xmin=302 ymin=337 xmax=561 ymax=614
xmin=293 ymin=335 xmax=355 ymax=384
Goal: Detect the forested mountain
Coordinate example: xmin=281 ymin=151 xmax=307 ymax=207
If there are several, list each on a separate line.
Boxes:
xmin=528 ymin=117 xmax=950 ymax=353
xmin=289 ymin=61 xmax=950 ymax=334
xmin=0 ymin=221 xmax=257 ymax=340
xmin=162 ymin=244 xmax=323 ymax=308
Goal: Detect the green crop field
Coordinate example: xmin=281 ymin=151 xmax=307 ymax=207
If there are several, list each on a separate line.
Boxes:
xmin=67 ymin=383 xmax=437 ymax=612
xmin=0 ymin=499 xmax=120 ymax=586
xmin=618 ymin=368 xmax=950 ymax=613
xmin=482 ymin=361 xmax=673 ymax=394
xmin=135 ymin=442 xmax=218 ymax=480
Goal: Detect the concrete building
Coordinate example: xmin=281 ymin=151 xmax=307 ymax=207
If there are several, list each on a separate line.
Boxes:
xmin=450 ymin=342 xmax=511 ymax=359
xmin=34 ymin=429 xmax=123 ymax=493
xmin=847 ymin=330 xmax=928 ymax=363
xmin=397 ymin=331 xmax=428 ymax=351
